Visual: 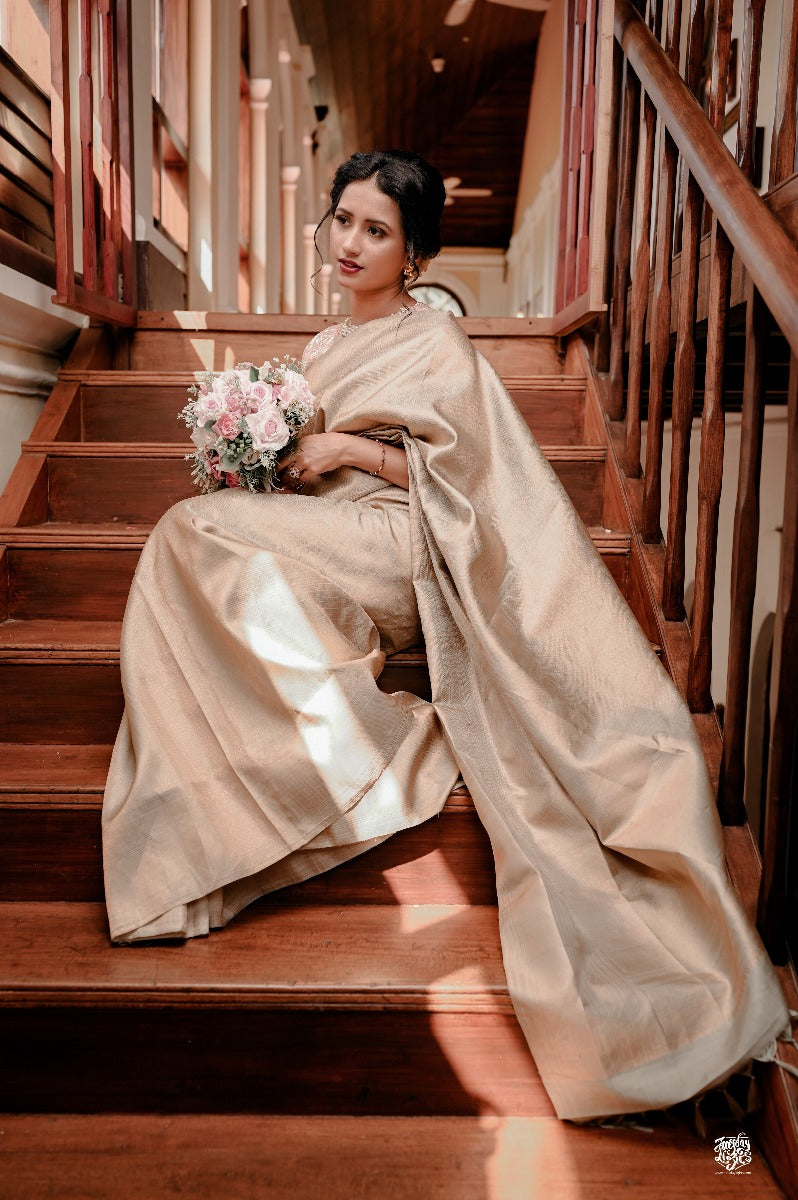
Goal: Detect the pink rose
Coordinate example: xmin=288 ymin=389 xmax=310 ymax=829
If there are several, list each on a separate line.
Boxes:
xmin=250 ymin=382 xmax=272 ymax=405
xmin=213 ymin=412 xmax=240 ymax=439
xmin=225 ymin=472 xmax=242 ymax=488
xmin=245 ymin=404 xmax=290 ymax=452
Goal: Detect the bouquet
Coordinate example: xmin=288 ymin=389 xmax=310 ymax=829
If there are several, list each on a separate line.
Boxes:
xmin=179 ymin=358 xmax=316 ymax=492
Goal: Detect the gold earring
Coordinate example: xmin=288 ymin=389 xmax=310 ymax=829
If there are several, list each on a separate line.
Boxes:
xmin=403 ymin=263 xmax=414 ymax=282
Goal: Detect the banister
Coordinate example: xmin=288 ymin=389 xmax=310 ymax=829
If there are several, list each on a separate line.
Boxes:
xmin=614 ymin=0 xmax=798 ymax=354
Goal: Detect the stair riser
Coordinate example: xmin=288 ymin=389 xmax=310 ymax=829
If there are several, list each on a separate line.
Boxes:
xmin=71 ymin=383 xmax=591 ymax=447
xmin=0 ymin=806 xmax=496 ymax=904
xmin=4 ymin=543 xmax=631 ymax=622
xmin=0 ymin=661 xmax=429 ymax=742
xmin=6 ymin=548 xmax=142 ymax=621
xmin=127 ymin=330 xmax=563 ymax=378
xmin=1 ymin=1008 xmax=548 ymax=1116
xmin=35 ymin=456 xmax=609 ymax=529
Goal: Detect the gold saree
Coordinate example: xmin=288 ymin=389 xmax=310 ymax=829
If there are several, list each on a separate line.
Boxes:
xmin=103 ymin=304 xmax=787 ymax=1120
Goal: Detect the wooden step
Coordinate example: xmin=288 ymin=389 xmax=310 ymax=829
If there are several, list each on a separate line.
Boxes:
xmin=0 ymin=900 xmax=548 ymax=1115
xmin=0 ymin=531 xmax=632 ymax=622
xmin=43 ymin=371 xmax=598 ymax=447
xmin=13 ymin=442 xmax=611 ymax=528
xmin=0 ymin=752 xmax=495 ymax=904
xmin=0 ymin=652 xmax=431 ymax=742
xmin=124 ymin=314 xmax=564 ymax=376
xmin=0 ymin=1113 xmax=782 ymax=1199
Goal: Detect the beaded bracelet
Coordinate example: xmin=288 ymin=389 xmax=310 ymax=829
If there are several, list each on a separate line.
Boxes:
xmin=370 ymin=441 xmax=386 ymax=477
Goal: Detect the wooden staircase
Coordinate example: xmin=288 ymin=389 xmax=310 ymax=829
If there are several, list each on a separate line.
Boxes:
xmin=0 ymin=316 xmax=784 ymax=1198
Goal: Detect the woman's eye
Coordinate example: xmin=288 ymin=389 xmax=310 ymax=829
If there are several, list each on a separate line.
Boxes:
xmin=368 ymin=227 xmax=384 ymax=238
xmin=334 ymin=214 xmax=348 ymax=225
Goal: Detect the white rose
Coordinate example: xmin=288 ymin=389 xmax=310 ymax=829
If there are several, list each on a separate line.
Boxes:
xmin=245 ymin=404 xmax=290 ymax=452
xmin=190 ymin=423 xmax=216 ymax=450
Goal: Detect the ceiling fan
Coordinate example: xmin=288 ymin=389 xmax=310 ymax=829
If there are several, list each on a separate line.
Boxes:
xmin=444 ymin=0 xmax=551 ymax=24
xmin=443 ymin=176 xmax=494 ymax=206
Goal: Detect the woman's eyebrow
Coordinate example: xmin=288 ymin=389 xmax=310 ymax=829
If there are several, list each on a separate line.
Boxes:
xmin=337 ymin=207 xmax=392 ymax=230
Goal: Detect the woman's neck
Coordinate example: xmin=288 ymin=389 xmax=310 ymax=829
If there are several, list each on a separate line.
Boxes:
xmin=348 ymin=286 xmax=414 ymax=326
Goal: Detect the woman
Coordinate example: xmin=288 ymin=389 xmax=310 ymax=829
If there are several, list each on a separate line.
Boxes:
xmin=103 ymin=151 xmax=788 ymax=1121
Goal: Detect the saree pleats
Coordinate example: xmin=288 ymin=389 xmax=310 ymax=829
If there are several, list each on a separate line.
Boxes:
xmin=103 ymin=304 xmax=787 ymax=1118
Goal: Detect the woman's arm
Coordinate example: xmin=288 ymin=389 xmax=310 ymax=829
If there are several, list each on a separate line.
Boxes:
xmin=277 ymin=432 xmax=409 ymax=491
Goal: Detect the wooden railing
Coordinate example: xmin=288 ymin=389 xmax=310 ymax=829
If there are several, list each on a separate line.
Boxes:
xmin=0 ymin=48 xmax=55 ymax=287
xmin=49 ymin=0 xmax=136 ymax=324
xmin=601 ymin=0 xmax=798 ymax=967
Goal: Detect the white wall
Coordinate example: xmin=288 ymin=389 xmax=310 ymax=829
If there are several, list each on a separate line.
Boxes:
xmin=422 ymin=249 xmax=509 ymax=317
xmin=0 ymin=268 xmax=86 ymax=492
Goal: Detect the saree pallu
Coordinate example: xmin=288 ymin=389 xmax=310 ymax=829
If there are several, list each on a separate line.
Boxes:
xmin=103 ymin=304 xmax=787 ymax=1119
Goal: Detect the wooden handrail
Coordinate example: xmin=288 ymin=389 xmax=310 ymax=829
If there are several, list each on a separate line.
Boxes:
xmin=614 ymin=0 xmax=798 ymax=354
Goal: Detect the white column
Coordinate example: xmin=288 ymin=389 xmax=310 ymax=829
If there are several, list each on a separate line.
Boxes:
xmin=303 ymin=222 xmax=317 ymax=314
xmin=188 ymin=0 xmax=213 ymax=308
xmin=211 ymin=0 xmax=240 ymax=311
xmin=189 ymin=0 xmax=239 ymax=310
xmin=249 ymin=77 xmax=272 ymax=314
xmin=280 ymin=165 xmax=301 ymax=313
xmin=331 ymin=291 xmax=341 ymax=316
xmin=319 ymin=263 xmax=332 ymax=314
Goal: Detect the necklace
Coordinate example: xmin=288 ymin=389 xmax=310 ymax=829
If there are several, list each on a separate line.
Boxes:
xmin=339 ymin=304 xmax=415 ymax=337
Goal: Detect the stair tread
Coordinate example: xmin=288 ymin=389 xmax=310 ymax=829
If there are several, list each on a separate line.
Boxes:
xmin=0 ymin=620 xmax=657 ymax=667
xmin=0 ymin=523 xmax=631 ymax=546
xmin=0 ymin=901 xmax=510 ymax=1008
xmin=60 ymin=368 xmax=585 ymax=386
xmin=0 ymin=1113 xmax=781 ymax=1199
xmin=0 ymin=620 xmax=427 ymax=658
xmin=0 ymin=742 xmax=113 ymax=792
xmin=0 ymin=742 xmax=470 ymax=805
xmin=25 ymin=439 xmax=607 ymax=460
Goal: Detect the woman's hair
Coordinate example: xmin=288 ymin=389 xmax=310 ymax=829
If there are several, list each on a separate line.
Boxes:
xmin=317 ymin=150 xmax=446 ymax=279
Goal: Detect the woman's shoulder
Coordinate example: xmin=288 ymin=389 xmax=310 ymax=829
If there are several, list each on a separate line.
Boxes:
xmin=302 ymin=324 xmax=339 ymax=369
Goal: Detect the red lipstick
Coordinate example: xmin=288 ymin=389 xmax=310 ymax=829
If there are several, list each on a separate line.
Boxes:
xmin=338 ymin=259 xmax=363 ymax=275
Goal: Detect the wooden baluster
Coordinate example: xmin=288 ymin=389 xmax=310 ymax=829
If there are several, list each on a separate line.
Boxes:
xmin=49 ymin=0 xmax=75 ymax=307
xmin=608 ymin=60 xmax=641 ymax=419
xmin=78 ymin=0 xmax=96 ymax=292
xmin=719 ymin=0 xmax=768 ymax=823
xmin=576 ymin=0 xmax=598 ymax=295
xmin=641 ymin=0 xmax=683 ymax=542
xmin=623 ymin=76 xmax=656 ymax=477
xmin=116 ymin=0 xmax=135 ymax=308
xmin=556 ymin=0 xmax=577 ymax=312
xmin=757 ymin=354 xmax=798 ymax=961
xmin=594 ymin=41 xmax=623 ymax=375
xmin=686 ymin=0 xmax=734 ymax=712
xmin=565 ymin=0 xmax=587 ymax=305
xmin=662 ymin=0 xmax=705 ymax=618
xmin=770 ymin=0 xmax=798 ymax=188
xmin=98 ymin=0 xmax=117 ymax=299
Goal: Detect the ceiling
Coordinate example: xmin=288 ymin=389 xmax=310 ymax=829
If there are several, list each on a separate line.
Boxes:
xmin=287 ymin=0 xmax=543 ymax=248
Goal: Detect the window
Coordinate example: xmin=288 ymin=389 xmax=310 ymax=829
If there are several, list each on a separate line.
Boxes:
xmin=408 ymin=283 xmax=465 ymax=316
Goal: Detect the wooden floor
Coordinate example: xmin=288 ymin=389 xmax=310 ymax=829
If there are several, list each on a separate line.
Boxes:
xmin=0 ymin=1114 xmax=784 ymax=1200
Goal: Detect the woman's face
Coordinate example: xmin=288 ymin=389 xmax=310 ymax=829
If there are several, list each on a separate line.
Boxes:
xmin=329 ymin=178 xmax=407 ymax=297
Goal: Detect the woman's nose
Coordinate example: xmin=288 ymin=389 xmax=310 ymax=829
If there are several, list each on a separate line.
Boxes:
xmin=341 ymin=228 xmax=360 ymax=257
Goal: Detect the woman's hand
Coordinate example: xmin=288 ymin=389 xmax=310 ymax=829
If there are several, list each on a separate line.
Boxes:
xmin=277 ymin=432 xmax=409 ymax=492
xmin=276 ymin=433 xmax=345 ymax=489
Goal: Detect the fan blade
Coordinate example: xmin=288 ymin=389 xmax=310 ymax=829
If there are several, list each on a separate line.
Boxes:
xmin=443 ymin=176 xmax=463 ymax=191
xmin=449 ymin=187 xmax=494 ymax=198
